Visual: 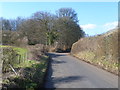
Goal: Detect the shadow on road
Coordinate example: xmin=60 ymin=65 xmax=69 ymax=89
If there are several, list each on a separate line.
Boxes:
xmin=44 ymin=53 xmax=85 ymax=88
xmin=46 ymin=53 xmax=66 ymax=58
xmin=44 ymin=57 xmax=54 ymax=88
xmin=53 ymin=60 xmax=66 ymax=64
xmin=53 ymin=76 xmax=85 ymax=84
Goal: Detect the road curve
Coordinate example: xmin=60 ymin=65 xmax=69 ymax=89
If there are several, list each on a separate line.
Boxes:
xmin=44 ymin=53 xmax=118 ymax=88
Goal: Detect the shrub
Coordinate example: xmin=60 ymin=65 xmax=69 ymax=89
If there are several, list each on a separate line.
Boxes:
xmin=2 ymin=46 xmax=27 ymax=72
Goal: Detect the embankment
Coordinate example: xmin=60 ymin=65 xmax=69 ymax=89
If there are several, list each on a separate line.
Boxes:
xmin=1 ymin=45 xmax=49 ymax=89
xmin=71 ymin=28 xmax=119 ymax=75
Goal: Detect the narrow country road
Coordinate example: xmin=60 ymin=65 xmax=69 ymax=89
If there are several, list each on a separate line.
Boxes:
xmin=44 ymin=53 xmax=118 ymax=88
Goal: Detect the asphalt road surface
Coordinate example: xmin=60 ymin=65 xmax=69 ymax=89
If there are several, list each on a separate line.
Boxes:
xmin=44 ymin=53 xmax=118 ymax=88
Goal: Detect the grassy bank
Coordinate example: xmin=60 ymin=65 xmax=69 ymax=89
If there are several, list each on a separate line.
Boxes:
xmin=2 ymin=46 xmax=27 ymax=72
xmin=1 ymin=45 xmax=49 ymax=89
xmin=73 ymin=51 xmax=118 ymax=75
xmin=3 ymin=56 xmax=48 ymax=89
xmin=71 ymin=29 xmax=119 ymax=75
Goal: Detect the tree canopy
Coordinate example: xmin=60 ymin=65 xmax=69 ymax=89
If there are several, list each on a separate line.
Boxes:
xmin=1 ymin=8 xmax=85 ymax=51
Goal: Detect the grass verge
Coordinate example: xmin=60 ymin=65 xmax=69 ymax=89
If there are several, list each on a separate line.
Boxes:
xmin=73 ymin=51 xmax=118 ymax=75
xmin=2 ymin=45 xmax=49 ymax=89
xmin=2 ymin=55 xmax=49 ymax=89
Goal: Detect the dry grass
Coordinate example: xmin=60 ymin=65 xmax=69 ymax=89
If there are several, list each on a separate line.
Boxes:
xmin=71 ymin=28 xmax=119 ymax=75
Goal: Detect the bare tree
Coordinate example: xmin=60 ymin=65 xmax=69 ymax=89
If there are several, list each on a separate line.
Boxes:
xmin=56 ymin=8 xmax=78 ymax=23
xmin=55 ymin=8 xmax=85 ymax=51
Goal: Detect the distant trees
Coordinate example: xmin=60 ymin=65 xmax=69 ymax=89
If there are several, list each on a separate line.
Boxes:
xmin=55 ymin=17 xmax=84 ymax=50
xmin=31 ymin=11 xmax=56 ymax=45
xmin=1 ymin=8 xmax=85 ymax=51
xmin=56 ymin=8 xmax=78 ymax=23
xmin=55 ymin=8 xmax=84 ymax=50
xmin=2 ymin=30 xmax=22 ymax=46
xmin=19 ymin=11 xmax=57 ymax=45
xmin=1 ymin=17 xmax=25 ymax=31
xmin=19 ymin=19 xmax=42 ymax=45
xmin=1 ymin=17 xmax=26 ymax=46
xmin=2 ymin=19 xmax=12 ymax=30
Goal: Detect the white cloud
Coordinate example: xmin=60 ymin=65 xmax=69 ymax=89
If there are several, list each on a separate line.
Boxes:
xmin=103 ymin=21 xmax=118 ymax=30
xmin=80 ymin=24 xmax=96 ymax=29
